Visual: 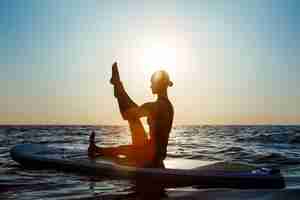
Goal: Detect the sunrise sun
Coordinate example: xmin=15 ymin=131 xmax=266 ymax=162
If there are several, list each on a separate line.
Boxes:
xmin=138 ymin=43 xmax=178 ymax=77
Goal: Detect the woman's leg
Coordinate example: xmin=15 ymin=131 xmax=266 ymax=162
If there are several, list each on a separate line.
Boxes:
xmin=111 ymin=63 xmax=147 ymax=146
xmin=99 ymin=144 xmax=147 ymax=158
xmin=113 ymin=82 xmax=147 ymax=146
xmin=88 ymin=65 xmax=147 ymax=158
xmin=89 ymin=134 xmax=153 ymax=164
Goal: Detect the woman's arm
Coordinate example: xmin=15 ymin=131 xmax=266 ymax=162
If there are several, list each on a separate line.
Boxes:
xmin=122 ymin=102 xmax=155 ymax=120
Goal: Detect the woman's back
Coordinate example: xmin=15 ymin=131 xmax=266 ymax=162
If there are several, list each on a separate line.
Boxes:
xmin=148 ymin=96 xmax=174 ymax=162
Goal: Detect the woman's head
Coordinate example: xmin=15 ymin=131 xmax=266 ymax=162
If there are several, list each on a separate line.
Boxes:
xmin=150 ymin=70 xmax=173 ymax=94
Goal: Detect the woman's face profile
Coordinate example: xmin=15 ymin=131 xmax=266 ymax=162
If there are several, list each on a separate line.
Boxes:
xmin=150 ymin=80 xmax=159 ymax=94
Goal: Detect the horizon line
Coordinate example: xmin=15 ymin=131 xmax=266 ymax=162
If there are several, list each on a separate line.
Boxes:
xmin=0 ymin=123 xmax=299 ymax=127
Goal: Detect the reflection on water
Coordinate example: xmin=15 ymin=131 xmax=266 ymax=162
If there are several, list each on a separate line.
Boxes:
xmin=1 ymin=125 xmax=300 ymax=199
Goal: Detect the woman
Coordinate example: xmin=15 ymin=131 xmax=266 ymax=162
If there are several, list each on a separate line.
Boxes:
xmin=88 ymin=62 xmax=174 ymax=168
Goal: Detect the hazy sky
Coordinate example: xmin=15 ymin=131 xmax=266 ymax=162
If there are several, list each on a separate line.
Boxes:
xmin=1 ymin=1 xmax=299 ymax=125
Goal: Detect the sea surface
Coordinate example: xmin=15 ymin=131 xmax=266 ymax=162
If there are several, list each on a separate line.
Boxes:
xmin=1 ymin=125 xmax=300 ymax=199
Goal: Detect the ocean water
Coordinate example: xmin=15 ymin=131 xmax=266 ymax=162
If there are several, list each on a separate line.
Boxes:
xmin=1 ymin=125 xmax=300 ymax=199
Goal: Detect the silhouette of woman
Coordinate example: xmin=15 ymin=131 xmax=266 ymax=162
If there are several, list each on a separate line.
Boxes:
xmin=88 ymin=62 xmax=174 ymax=168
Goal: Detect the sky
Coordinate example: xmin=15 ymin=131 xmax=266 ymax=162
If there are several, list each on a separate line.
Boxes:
xmin=0 ymin=0 xmax=299 ymax=125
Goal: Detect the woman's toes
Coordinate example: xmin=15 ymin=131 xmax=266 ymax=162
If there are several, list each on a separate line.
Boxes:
xmin=89 ymin=131 xmax=95 ymax=144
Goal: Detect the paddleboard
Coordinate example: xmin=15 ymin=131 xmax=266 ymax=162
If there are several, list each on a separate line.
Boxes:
xmin=10 ymin=143 xmax=285 ymax=189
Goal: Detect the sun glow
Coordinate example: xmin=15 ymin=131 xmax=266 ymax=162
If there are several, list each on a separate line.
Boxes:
xmin=137 ymin=41 xmax=181 ymax=79
xmin=122 ymin=34 xmax=192 ymax=86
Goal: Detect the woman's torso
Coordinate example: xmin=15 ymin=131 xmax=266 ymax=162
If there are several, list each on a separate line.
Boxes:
xmin=147 ymin=96 xmax=174 ymax=162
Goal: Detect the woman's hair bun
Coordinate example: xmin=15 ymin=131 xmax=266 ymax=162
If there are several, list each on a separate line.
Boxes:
xmin=151 ymin=69 xmax=174 ymax=87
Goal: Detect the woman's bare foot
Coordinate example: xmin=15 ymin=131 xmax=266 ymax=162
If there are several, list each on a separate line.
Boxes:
xmin=88 ymin=131 xmax=100 ymax=158
xmin=110 ymin=62 xmax=121 ymax=85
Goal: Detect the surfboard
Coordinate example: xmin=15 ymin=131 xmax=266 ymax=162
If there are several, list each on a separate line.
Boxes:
xmin=10 ymin=143 xmax=285 ymax=189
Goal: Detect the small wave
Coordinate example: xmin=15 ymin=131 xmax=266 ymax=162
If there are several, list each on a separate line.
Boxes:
xmin=289 ymin=134 xmax=300 ymax=144
xmin=0 ymin=182 xmax=53 ymax=193
xmin=238 ymin=132 xmax=290 ymax=144
xmin=217 ymin=146 xmax=244 ymax=154
xmin=253 ymin=152 xmax=300 ymax=165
